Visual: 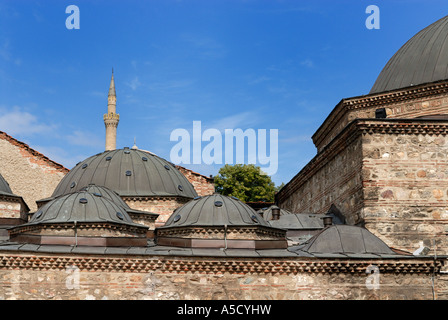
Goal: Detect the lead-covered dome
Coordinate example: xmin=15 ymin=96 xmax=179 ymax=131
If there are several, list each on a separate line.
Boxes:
xmin=156 ymin=194 xmax=287 ymax=249
xmin=9 ymin=190 xmax=148 ymax=247
xmin=371 ymin=15 xmax=448 ymax=94
xmin=289 ymin=225 xmax=397 ymax=257
xmin=51 ymin=148 xmax=198 ymax=199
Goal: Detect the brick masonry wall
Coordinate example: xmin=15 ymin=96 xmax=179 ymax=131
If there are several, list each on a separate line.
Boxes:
xmin=0 ymin=133 xmax=68 ymax=212
xmin=176 ymin=166 xmax=215 ymax=196
xmin=0 ymin=252 xmax=441 ymax=300
xmin=361 ymin=131 xmax=448 ymax=254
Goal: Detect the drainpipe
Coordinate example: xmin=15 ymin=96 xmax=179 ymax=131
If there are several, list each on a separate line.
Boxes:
xmin=223 ymin=224 xmax=228 ymax=251
xmin=74 ymin=220 xmax=78 ymax=247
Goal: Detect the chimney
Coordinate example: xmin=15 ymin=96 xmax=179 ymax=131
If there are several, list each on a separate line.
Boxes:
xmin=322 ymin=215 xmax=333 ymax=227
xmin=271 ymin=206 xmax=280 ymax=221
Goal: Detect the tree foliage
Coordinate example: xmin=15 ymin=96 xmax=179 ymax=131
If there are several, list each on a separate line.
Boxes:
xmin=214 ymin=164 xmax=276 ymax=202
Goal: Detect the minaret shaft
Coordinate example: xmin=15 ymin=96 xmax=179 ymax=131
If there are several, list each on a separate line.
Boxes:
xmin=104 ymin=70 xmax=119 ymax=151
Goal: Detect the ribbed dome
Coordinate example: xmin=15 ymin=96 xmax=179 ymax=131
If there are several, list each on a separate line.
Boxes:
xmin=10 ymin=190 xmax=148 ymax=247
xmin=295 ymin=225 xmax=396 ymax=255
xmin=0 ymin=173 xmax=14 ymax=196
xmin=371 ymin=15 xmax=448 ymax=94
xmin=163 ymin=194 xmax=269 ymax=228
xmin=157 ymin=194 xmax=287 ymax=249
xmin=51 ymin=148 xmax=198 ymax=199
xmin=79 ymin=184 xmax=144 ymax=214
xmin=30 ymin=191 xmax=143 ymax=227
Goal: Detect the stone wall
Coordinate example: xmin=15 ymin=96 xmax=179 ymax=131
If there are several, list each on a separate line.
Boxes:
xmin=0 ymin=252 xmax=442 ymax=300
xmin=277 ymin=119 xmax=448 ymax=254
xmin=361 ymin=128 xmax=448 ymax=254
xmin=0 ymin=132 xmax=68 ymax=212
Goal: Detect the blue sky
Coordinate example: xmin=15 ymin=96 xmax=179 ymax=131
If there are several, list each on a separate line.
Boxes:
xmin=0 ymin=0 xmax=447 ymax=186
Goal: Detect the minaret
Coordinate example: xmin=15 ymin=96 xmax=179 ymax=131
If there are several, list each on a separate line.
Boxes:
xmin=103 ymin=69 xmax=119 ymax=151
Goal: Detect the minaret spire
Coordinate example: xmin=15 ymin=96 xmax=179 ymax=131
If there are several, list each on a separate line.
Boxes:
xmin=104 ymin=69 xmax=119 ymax=151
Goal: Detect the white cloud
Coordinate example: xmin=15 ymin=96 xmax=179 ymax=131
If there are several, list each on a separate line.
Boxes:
xmin=0 ymin=38 xmax=21 ymax=66
xmin=65 ymin=130 xmax=103 ymax=148
xmin=126 ymin=76 xmax=141 ymax=91
xmin=248 ymin=76 xmax=270 ymax=85
xmin=300 ymin=59 xmax=314 ymax=68
xmin=0 ymin=106 xmax=56 ymax=135
xmin=206 ymin=111 xmax=260 ymax=132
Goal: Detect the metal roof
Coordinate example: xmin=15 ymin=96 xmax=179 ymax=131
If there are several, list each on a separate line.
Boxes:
xmin=289 ymin=225 xmax=397 ymax=256
xmin=25 ymin=190 xmax=147 ymax=229
xmin=268 ymin=213 xmax=325 ymax=230
xmin=0 ymin=240 xmax=299 ymax=257
xmin=0 ymin=173 xmax=14 ymax=196
xmin=371 ymin=15 xmax=448 ymax=94
xmin=160 ymin=194 xmax=270 ymax=228
xmin=50 ymin=148 xmax=198 ymax=199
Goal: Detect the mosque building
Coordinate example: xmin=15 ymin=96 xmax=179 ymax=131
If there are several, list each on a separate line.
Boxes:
xmin=0 ymin=15 xmax=447 ymax=300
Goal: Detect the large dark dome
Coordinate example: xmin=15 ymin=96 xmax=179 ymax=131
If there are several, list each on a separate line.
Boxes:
xmin=371 ymin=15 xmax=448 ymax=94
xmin=51 ymin=148 xmax=198 ymax=199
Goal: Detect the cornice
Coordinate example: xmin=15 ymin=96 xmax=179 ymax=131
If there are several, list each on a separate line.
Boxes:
xmin=9 ymin=221 xmax=148 ymax=236
xmin=0 ymin=253 xmax=441 ymax=275
xmin=277 ymin=119 xmax=448 ymax=202
xmin=312 ymin=80 xmax=448 ymax=150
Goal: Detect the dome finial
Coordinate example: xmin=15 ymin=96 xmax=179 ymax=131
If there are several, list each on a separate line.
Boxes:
xmin=131 ymin=137 xmax=138 ymax=150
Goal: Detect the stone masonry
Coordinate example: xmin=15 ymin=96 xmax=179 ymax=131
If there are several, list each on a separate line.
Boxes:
xmin=0 ymin=252 xmax=443 ymax=300
xmin=277 ymin=81 xmax=448 ymax=255
xmin=0 ymin=131 xmax=68 ymax=212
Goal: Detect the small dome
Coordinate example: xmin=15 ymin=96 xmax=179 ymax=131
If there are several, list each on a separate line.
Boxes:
xmin=371 ymin=15 xmax=448 ymax=94
xmin=79 ymin=184 xmax=159 ymax=235
xmin=10 ymin=190 xmax=148 ymax=247
xmin=163 ymin=194 xmax=269 ymax=228
xmin=30 ymin=191 xmax=142 ymax=226
xmin=79 ymin=184 xmax=145 ymax=214
xmin=50 ymin=148 xmax=198 ymax=199
xmin=156 ymin=194 xmax=287 ymax=249
xmin=291 ymin=225 xmax=396 ymax=256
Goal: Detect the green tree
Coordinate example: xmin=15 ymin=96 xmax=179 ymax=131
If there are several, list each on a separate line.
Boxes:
xmin=275 ymin=182 xmax=285 ymax=193
xmin=214 ymin=164 xmax=276 ymax=202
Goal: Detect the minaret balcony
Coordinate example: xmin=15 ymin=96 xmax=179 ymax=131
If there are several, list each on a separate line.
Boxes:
xmin=103 ymin=113 xmax=120 ymax=121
